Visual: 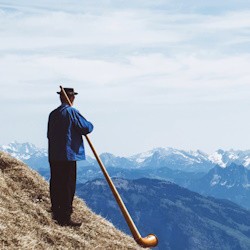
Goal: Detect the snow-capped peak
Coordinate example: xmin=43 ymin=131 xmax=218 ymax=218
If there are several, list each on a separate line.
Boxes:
xmin=209 ymin=149 xmax=250 ymax=169
xmin=208 ymin=150 xmax=227 ymax=168
xmin=0 ymin=141 xmax=47 ymax=160
xmin=129 ymin=147 xmax=211 ymax=171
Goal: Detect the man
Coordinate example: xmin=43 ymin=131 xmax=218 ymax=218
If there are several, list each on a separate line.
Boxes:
xmin=47 ymin=87 xmax=93 ymax=226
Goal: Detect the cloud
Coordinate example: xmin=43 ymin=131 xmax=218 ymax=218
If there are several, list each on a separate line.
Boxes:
xmin=1 ymin=4 xmax=250 ymax=60
xmin=0 ymin=10 xmax=186 ymax=54
xmin=1 ymin=1 xmax=250 ymax=154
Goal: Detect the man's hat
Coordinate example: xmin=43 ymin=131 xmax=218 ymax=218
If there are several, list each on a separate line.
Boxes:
xmin=57 ymin=88 xmax=78 ymax=95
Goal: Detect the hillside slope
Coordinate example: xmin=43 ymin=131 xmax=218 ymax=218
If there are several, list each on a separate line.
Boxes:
xmin=0 ymin=151 xmax=142 ymax=249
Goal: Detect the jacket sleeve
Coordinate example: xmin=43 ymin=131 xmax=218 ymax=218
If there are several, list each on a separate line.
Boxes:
xmin=70 ymin=108 xmax=94 ymax=135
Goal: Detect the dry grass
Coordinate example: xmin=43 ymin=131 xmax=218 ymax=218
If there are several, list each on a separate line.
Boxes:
xmin=0 ymin=151 xmax=143 ymax=250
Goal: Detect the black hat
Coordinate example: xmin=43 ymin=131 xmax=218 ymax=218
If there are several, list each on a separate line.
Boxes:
xmin=57 ymin=88 xmax=78 ymax=95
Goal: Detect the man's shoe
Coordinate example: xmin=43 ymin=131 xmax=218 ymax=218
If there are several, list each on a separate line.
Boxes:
xmin=66 ymin=220 xmax=82 ymax=227
xmin=57 ymin=219 xmax=82 ymax=227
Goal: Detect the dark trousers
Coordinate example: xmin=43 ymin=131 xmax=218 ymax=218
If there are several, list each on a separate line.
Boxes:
xmin=49 ymin=161 xmax=76 ymax=221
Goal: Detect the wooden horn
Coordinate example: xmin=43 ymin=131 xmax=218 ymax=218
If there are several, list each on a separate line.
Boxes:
xmin=59 ymin=86 xmax=158 ymax=248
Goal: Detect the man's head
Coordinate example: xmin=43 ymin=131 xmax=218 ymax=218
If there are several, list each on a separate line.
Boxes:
xmin=57 ymin=88 xmax=78 ymax=105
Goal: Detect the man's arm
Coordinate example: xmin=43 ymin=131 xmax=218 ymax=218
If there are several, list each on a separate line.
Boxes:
xmin=70 ymin=108 xmax=94 ymax=135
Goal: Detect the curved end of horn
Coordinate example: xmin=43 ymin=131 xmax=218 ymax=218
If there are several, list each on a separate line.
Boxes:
xmin=135 ymin=234 xmax=158 ymax=248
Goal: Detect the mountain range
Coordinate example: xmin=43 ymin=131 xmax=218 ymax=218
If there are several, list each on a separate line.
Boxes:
xmin=77 ymin=178 xmax=250 ymax=250
xmin=1 ymin=142 xmax=250 ymax=209
xmin=2 ymin=141 xmax=250 ymax=171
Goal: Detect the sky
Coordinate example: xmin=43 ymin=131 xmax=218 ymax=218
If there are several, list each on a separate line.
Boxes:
xmin=1 ymin=0 xmax=250 ymax=156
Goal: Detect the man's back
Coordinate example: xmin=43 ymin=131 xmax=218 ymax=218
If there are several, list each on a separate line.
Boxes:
xmin=48 ymin=103 xmax=93 ymax=161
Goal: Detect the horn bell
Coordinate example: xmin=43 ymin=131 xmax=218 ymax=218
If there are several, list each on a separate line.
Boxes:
xmin=136 ymin=234 xmax=158 ymax=248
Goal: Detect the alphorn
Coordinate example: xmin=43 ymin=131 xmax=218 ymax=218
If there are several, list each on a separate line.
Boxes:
xmin=60 ymin=86 xmax=158 ymax=248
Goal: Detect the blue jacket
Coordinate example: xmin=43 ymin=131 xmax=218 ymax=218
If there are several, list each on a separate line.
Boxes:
xmin=47 ymin=104 xmax=94 ymax=161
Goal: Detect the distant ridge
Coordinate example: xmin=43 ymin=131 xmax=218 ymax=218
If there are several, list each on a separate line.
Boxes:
xmin=2 ymin=142 xmax=250 ymax=173
xmin=0 ymin=151 xmax=142 ymax=249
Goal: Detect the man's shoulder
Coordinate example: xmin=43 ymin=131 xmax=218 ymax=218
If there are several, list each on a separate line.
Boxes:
xmin=67 ymin=106 xmax=80 ymax=114
xmin=49 ymin=105 xmax=81 ymax=120
xmin=49 ymin=105 xmax=70 ymax=116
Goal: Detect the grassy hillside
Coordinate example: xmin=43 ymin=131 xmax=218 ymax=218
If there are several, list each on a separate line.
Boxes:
xmin=0 ymin=151 xmax=142 ymax=249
